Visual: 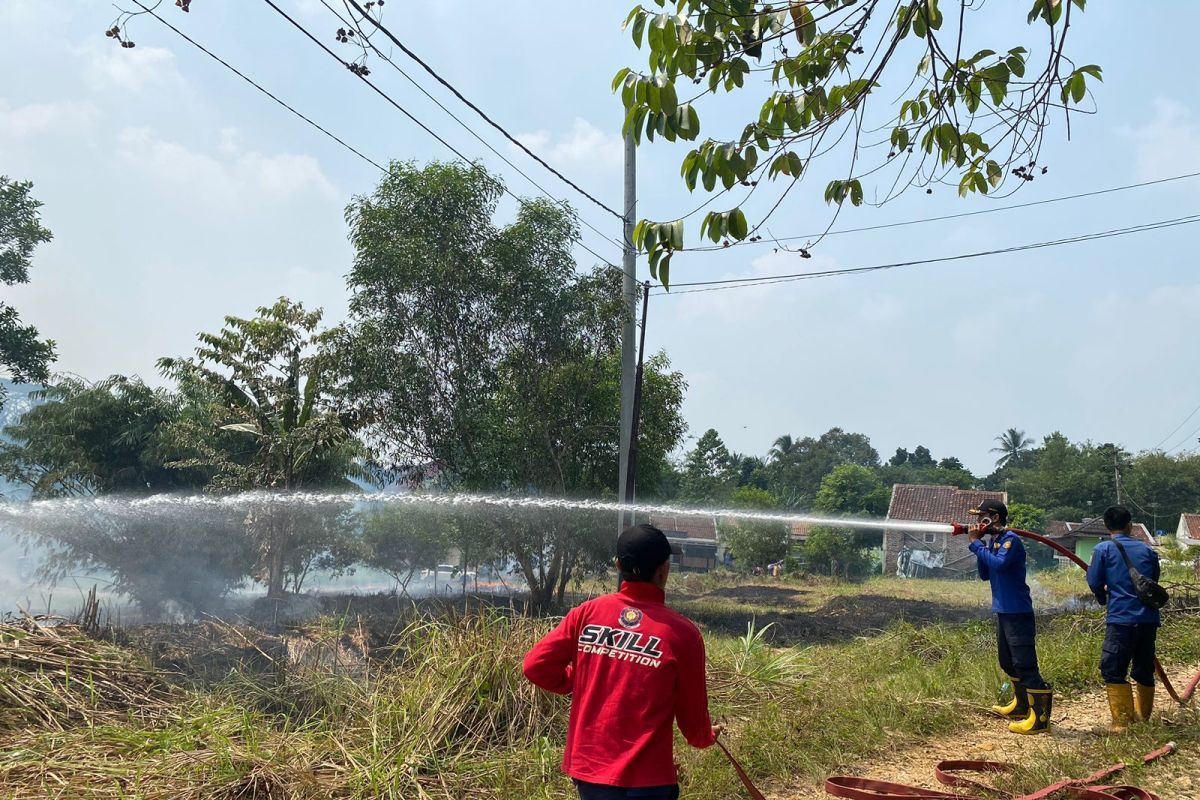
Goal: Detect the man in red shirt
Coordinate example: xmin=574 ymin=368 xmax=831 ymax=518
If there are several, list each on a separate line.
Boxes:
xmin=523 ymin=523 xmax=720 ymax=799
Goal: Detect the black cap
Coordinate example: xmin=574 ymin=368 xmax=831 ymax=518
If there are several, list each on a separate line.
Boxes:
xmin=617 ymin=523 xmax=681 ymax=578
xmin=968 ymin=499 xmax=1008 ymax=522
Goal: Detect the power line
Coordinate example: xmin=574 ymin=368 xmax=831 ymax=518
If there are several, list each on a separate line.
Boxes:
xmin=1151 ymin=400 xmax=1200 ymax=451
xmin=344 ymin=0 xmax=622 ymax=221
xmin=683 ymin=171 xmax=1200 ymax=252
xmin=255 ymin=0 xmax=620 ymax=267
xmin=131 ymin=0 xmax=385 ymax=171
xmin=654 ymin=213 xmax=1200 ymax=295
xmin=315 ymin=0 xmax=623 ymax=251
xmin=1165 ymin=420 xmax=1200 ymax=456
xmin=132 ymin=0 xmax=618 ymax=267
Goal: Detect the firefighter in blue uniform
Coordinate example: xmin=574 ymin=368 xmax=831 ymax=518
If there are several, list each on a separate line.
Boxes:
xmin=1086 ymin=505 xmax=1161 ymax=731
xmin=967 ymin=499 xmax=1052 ymax=735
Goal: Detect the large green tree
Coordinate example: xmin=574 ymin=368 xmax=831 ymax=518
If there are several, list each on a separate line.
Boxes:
xmin=721 ymin=485 xmax=789 ymax=569
xmin=0 ymin=177 xmax=56 ymax=405
xmin=0 ymin=376 xmax=206 ymax=497
xmin=767 ymin=427 xmax=879 ymax=508
xmin=159 ymin=298 xmax=365 ymax=599
xmin=813 ymin=464 xmax=889 ymax=517
xmin=805 ymin=463 xmax=886 ymax=577
xmin=614 ymin=1 xmax=1098 ymax=284
xmin=360 ymin=505 xmax=453 ymax=597
xmin=881 ymin=444 xmax=976 ymax=488
xmin=1124 ymin=452 xmax=1200 ymax=535
xmin=331 ymin=162 xmax=687 ymax=610
xmin=0 ymin=375 xmax=252 ymax=614
xmin=679 ymin=428 xmax=736 ymax=503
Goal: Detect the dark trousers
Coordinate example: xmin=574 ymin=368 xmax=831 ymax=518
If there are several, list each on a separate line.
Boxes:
xmin=574 ymin=780 xmax=680 ymax=799
xmin=996 ymin=613 xmax=1047 ymax=689
xmin=1101 ymin=623 xmax=1158 ymax=687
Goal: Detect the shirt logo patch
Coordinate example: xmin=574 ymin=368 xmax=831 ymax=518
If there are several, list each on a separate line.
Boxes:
xmin=618 ymin=607 xmax=643 ymax=629
xmin=1004 ymin=541 xmax=1013 ymax=549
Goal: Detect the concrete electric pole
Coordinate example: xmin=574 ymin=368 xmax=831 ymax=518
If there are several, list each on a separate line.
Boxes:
xmin=617 ymin=130 xmax=637 ymax=536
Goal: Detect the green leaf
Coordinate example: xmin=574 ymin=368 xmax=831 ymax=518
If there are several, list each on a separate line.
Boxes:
xmin=611 ymin=67 xmax=632 ymax=93
xmin=1070 ymin=72 xmax=1086 ymax=103
xmin=632 ymin=12 xmax=648 ymax=47
xmin=728 ymin=208 xmax=748 ymax=240
xmin=848 ymin=179 xmax=863 ymax=206
xmin=660 ymin=80 xmax=678 ymax=116
xmin=632 ymin=219 xmax=648 ymax=248
xmin=790 ymin=3 xmax=817 ymax=45
xmin=670 ymin=219 xmax=685 ymax=249
xmin=986 ymin=159 xmax=1003 ymax=188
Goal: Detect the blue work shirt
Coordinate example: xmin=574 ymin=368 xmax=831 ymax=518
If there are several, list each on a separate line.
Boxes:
xmin=1086 ymin=534 xmax=1161 ymax=625
xmin=969 ymin=530 xmax=1034 ymax=614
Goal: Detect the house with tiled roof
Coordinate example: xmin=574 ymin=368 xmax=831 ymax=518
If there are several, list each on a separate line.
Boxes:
xmin=884 ymin=484 xmax=1007 ymax=577
xmin=1044 ymin=517 xmax=1154 ymax=565
xmin=1176 ymin=513 xmax=1200 ymax=548
xmin=649 ymin=513 xmax=721 ymax=571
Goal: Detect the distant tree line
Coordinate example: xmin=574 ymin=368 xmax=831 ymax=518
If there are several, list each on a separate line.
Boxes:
xmin=667 ymin=426 xmax=1200 ymax=577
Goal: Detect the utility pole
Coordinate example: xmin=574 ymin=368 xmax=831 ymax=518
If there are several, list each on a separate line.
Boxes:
xmin=624 ymin=282 xmax=652 ymax=511
xmin=617 ymin=129 xmax=637 ymax=537
xmin=1113 ymin=448 xmax=1123 ymax=505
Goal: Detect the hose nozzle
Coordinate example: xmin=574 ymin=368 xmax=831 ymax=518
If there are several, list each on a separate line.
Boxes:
xmin=950 ymin=522 xmax=969 ymax=536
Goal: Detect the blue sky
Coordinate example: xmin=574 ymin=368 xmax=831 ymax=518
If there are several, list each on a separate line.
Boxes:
xmin=3 ymin=1 xmax=1199 ymax=477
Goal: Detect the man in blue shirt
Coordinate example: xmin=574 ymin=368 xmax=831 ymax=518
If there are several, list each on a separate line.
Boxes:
xmin=1086 ymin=505 xmax=1161 ymax=731
xmin=967 ymin=499 xmax=1052 ymax=735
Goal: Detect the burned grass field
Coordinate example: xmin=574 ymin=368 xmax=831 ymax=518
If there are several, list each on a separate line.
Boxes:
xmin=2 ymin=575 xmax=1199 ymax=799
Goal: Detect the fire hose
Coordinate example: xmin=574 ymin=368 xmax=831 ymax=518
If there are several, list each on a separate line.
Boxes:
xmin=718 ymin=740 xmax=1177 ymax=800
xmin=714 ymin=525 xmax=1196 ymax=800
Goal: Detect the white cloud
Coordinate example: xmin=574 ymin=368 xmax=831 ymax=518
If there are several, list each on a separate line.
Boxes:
xmin=84 ymin=44 xmax=181 ymax=92
xmin=116 ymin=127 xmax=339 ymax=210
xmin=0 ymin=98 xmax=98 ymax=140
xmin=1120 ymin=98 xmax=1200 ymax=181
xmin=515 ymin=118 xmax=623 ymax=171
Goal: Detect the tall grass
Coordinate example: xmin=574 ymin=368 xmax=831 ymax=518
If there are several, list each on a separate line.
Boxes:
xmin=1 ymin=604 xmax=1198 ymax=799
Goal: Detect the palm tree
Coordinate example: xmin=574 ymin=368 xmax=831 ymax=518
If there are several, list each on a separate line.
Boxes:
xmin=991 ymin=428 xmax=1034 ymax=469
xmin=769 ymin=434 xmax=797 ymax=463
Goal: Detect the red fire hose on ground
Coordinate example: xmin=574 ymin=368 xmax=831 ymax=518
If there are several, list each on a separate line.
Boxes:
xmin=718 ymin=740 xmax=1177 ymax=800
xmin=714 ymin=526 xmax=1197 ymax=800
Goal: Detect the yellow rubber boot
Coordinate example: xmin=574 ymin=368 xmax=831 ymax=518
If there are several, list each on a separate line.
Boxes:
xmin=1105 ymin=683 xmax=1135 ymax=732
xmin=1133 ymin=682 xmax=1154 ymax=723
xmin=991 ymin=679 xmax=1029 ymax=719
xmin=1009 ymin=687 xmax=1052 ymax=735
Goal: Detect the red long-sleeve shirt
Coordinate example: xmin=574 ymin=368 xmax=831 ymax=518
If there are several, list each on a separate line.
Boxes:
xmin=522 ymin=581 xmax=715 ymax=787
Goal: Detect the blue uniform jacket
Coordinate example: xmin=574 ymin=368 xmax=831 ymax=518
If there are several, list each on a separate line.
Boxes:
xmin=1086 ymin=534 xmax=1161 ymax=625
xmin=969 ymin=530 xmax=1034 ymax=614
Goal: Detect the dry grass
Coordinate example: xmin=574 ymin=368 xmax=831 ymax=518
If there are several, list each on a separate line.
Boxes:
xmin=1 ymin=581 xmax=1198 ymax=800
xmin=0 ymin=616 xmax=176 ymax=731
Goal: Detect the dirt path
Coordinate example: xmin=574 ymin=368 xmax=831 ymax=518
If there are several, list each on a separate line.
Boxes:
xmin=767 ymin=662 xmax=1200 ymax=800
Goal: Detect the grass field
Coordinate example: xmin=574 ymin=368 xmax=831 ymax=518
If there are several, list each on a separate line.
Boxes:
xmin=2 ymin=571 xmax=1198 ymax=799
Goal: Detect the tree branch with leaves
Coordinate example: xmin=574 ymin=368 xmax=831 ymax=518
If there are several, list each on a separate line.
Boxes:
xmin=616 ymin=0 xmax=1099 ymax=286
